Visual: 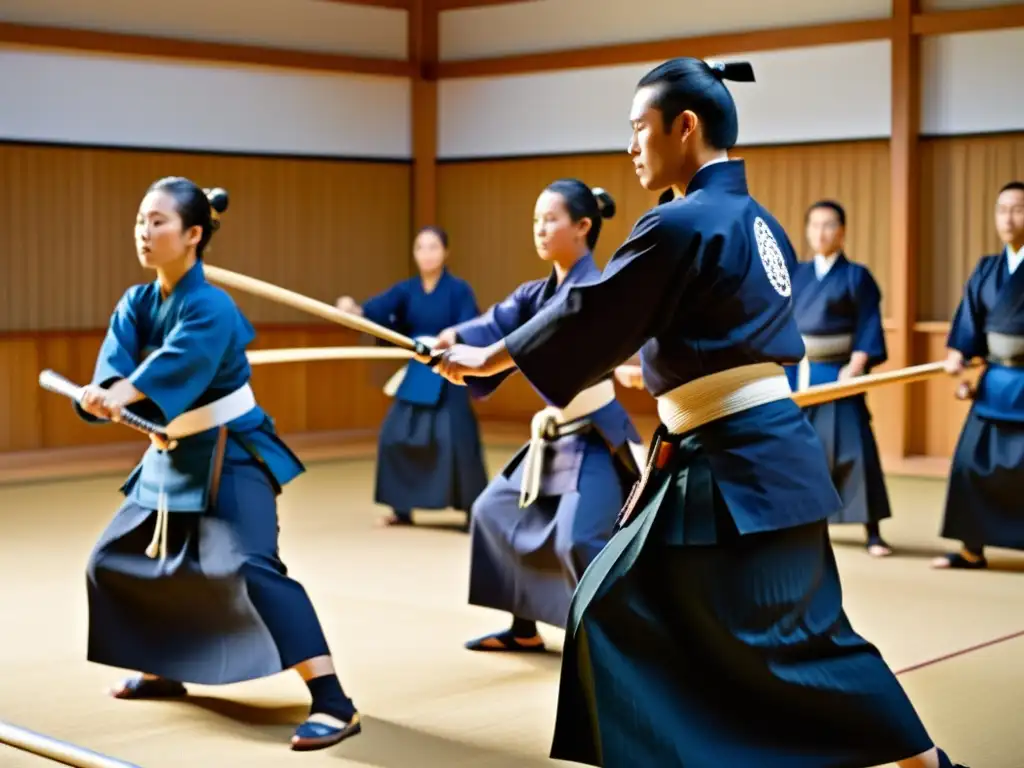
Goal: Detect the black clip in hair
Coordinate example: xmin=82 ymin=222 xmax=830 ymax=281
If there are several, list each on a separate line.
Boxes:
xmin=707 ymin=60 xmax=756 ymax=83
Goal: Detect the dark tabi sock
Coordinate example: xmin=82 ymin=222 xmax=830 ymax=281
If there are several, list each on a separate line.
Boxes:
xmin=306 ymin=674 xmax=356 ymax=722
xmin=510 ymin=616 xmax=538 ymax=638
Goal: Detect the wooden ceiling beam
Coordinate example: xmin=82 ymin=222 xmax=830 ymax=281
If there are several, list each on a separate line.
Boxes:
xmin=437 ymin=18 xmax=893 ymax=79
xmin=911 ymin=2 xmax=1024 ymax=35
xmin=0 ymin=21 xmax=413 ymax=77
xmin=437 ymin=0 xmax=542 ymax=9
xmin=318 ymin=0 xmax=411 ymax=9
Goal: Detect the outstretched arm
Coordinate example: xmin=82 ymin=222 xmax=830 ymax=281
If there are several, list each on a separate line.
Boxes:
xmin=434 ymin=211 xmax=688 ymax=407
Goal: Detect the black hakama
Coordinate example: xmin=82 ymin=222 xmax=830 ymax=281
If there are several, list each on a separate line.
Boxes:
xmin=551 ymin=424 xmax=934 ymax=768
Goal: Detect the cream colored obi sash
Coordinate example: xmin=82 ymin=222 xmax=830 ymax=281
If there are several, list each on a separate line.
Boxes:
xmin=519 ymin=379 xmax=643 ymax=508
xmin=383 ymin=336 xmax=437 ymax=396
xmin=656 ymin=363 xmax=793 ymax=436
xmin=148 ymin=383 xmax=257 ymax=565
xmin=796 ymin=333 xmax=854 ymax=391
xmin=987 ymin=332 xmax=1024 ymax=365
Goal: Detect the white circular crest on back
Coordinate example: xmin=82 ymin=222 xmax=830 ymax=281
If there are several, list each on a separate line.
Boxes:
xmin=753 ymin=216 xmax=791 ymax=297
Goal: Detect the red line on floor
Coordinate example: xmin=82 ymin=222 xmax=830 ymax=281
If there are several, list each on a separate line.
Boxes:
xmin=893 ymin=629 xmax=1024 ymax=676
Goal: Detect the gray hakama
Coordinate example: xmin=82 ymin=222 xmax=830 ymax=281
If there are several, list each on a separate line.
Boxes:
xmin=467 ymin=398 xmax=640 ymax=629
xmin=454 ymin=253 xmax=642 ymax=634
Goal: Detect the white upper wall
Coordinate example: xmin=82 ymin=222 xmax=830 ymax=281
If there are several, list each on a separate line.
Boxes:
xmin=920 ymin=28 xmax=1024 ymax=135
xmin=438 ymin=41 xmax=892 ymax=159
xmin=0 ymin=47 xmax=411 ymax=158
xmin=440 ymin=0 xmax=891 ymax=60
xmin=0 ymin=0 xmax=407 ymax=60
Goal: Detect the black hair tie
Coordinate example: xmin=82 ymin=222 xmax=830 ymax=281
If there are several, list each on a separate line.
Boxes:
xmin=708 ymin=61 xmax=756 ymax=83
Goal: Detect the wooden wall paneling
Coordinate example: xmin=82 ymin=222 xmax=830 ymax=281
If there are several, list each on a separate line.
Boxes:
xmin=917 ymin=133 xmax=1024 ymax=321
xmin=0 ymin=326 xmax=395 ymax=454
xmin=914 ymin=324 xmax=979 ymax=461
xmin=738 ymin=140 xmax=893 ymax=299
xmin=0 ymin=143 xmax=412 ymax=330
xmin=437 ymin=154 xmax=660 ymax=308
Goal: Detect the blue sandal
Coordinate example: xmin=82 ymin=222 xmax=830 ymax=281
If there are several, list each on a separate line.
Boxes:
xmin=290 ymin=712 xmax=362 ymax=751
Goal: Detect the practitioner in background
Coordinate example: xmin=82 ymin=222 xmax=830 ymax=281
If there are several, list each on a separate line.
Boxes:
xmin=429 ymin=57 xmax=967 ymax=768
xmin=78 ymin=177 xmax=359 ymax=752
xmin=337 ymin=226 xmax=488 ymax=530
xmin=785 ymin=200 xmax=894 ymax=557
xmin=434 ymin=180 xmax=642 ymax=653
xmin=936 ymin=180 xmax=1024 ymax=570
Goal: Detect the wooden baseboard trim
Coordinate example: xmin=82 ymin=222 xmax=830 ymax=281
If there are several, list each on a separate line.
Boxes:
xmin=882 ymin=454 xmax=952 ymax=479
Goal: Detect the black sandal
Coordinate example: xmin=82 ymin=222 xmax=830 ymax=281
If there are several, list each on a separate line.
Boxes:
xmin=932 ymin=552 xmax=987 ymax=570
xmin=109 ymin=676 xmax=187 ymax=699
xmin=465 ymin=629 xmax=547 ymax=653
xmin=938 ymin=747 xmax=970 ymax=767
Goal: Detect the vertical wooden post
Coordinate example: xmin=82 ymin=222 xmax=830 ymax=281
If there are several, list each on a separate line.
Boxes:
xmin=889 ymin=0 xmax=921 ymax=459
xmin=409 ymin=0 xmax=439 ymax=237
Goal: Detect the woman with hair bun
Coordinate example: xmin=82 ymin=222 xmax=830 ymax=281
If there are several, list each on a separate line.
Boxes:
xmin=76 ymin=176 xmax=360 ymax=752
xmin=432 ymin=179 xmax=643 ymax=653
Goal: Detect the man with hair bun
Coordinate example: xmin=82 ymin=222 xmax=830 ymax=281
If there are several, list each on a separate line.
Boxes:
xmin=431 ymin=58 xmax=967 ymax=768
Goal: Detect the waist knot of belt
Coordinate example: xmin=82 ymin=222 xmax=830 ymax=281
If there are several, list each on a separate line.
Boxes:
xmin=146 ymin=384 xmax=257 ymax=565
xmin=518 ymin=379 xmax=617 ymax=509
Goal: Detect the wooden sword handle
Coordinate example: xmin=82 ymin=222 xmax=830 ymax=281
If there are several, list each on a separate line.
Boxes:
xmin=203 ymin=264 xmax=435 ymax=358
xmin=38 ymin=369 xmax=177 ymax=448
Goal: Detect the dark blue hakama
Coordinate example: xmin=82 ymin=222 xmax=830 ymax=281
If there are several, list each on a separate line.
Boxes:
xmin=374 ymin=373 xmax=488 ymax=514
xmin=81 ymin=264 xmax=348 ymax=694
xmin=940 ymin=252 xmax=1024 ymax=554
xmin=88 ymin=457 xmax=332 ymax=684
xmin=786 ymin=255 xmax=892 ymax=527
